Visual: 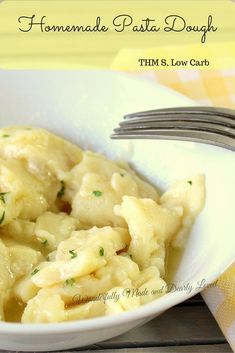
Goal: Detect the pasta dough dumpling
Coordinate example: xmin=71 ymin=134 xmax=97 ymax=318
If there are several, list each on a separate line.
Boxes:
xmin=22 ymin=289 xmax=66 ymax=323
xmin=0 ymin=126 xmax=205 ymax=323
xmin=0 ymin=126 xmax=82 ymax=180
xmin=35 ymin=211 xmax=80 ymax=251
xmin=115 ymin=196 xmax=182 ymax=270
xmin=31 ymin=227 xmax=130 ymax=287
xmin=0 ymin=240 xmax=13 ymax=320
xmin=68 ymin=151 xmax=159 ymax=228
xmin=0 ymin=159 xmax=48 ymax=224
xmin=160 ymin=175 xmax=205 ymax=247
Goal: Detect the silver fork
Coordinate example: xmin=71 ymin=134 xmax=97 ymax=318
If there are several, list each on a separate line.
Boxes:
xmin=111 ymin=107 xmax=235 ymax=152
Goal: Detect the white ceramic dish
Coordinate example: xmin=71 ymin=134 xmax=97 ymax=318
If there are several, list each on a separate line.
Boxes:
xmin=0 ymin=70 xmax=234 ymax=351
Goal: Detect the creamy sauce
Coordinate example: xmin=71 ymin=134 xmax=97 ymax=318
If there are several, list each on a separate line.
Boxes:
xmin=165 ymin=245 xmax=185 ymax=284
xmin=5 ymin=299 xmax=26 ymax=323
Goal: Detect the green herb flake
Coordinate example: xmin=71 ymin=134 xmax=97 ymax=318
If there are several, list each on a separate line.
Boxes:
xmin=187 ymin=180 xmax=192 ymax=186
xmin=120 ymin=173 xmax=125 ymax=177
xmin=31 ymin=268 xmax=40 ymax=276
xmin=0 ymin=192 xmax=9 ymax=204
xmin=2 ymin=134 xmax=10 ymax=138
xmin=69 ymin=249 xmax=77 ymax=259
xmin=129 ymin=254 xmax=133 ymax=260
xmin=57 ymin=181 xmax=65 ymax=198
xmin=0 ymin=211 xmax=5 ymax=225
xmin=99 ymin=246 xmax=104 ymax=256
xmin=41 ymin=239 xmax=48 ymax=246
xmin=64 ymin=278 xmax=75 ymax=286
xmin=92 ymin=190 xmax=102 ymax=197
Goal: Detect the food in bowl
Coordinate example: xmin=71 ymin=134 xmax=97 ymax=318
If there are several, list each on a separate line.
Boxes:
xmin=0 ymin=126 xmax=205 ymax=323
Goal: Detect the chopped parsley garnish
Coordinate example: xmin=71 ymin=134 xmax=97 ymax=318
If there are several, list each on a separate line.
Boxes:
xmin=69 ymin=249 xmax=77 ymax=259
xmin=120 ymin=173 xmax=125 ymax=177
xmin=129 ymin=254 xmax=133 ymax=260
xmin=187 ymin=180 xmax=192 ymax=186
xmin=57 ymin=181 xmax=65 ymax=198
xmin=99 ymin=246 xmax=104 ymax=256
xmin=92 ymin=190 xmax=102 ymax=197
xmin=2 ymin=134 xmax=10 ymax=138
xmin=31 ymin=268 xmax=40 ymax=276
xmin=0 ymin=192 xmax=9 ymax=204
xmin=64 ymin=278 xmax=75 ymax=286
xmin=0 ymin=211 xmax=5 ymax=225
xmin=41 ymin=239 xmax=48 ymax=246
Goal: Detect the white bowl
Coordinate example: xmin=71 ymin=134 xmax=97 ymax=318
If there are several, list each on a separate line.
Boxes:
xmin=0 ymin=70 xmax=234 ymax=351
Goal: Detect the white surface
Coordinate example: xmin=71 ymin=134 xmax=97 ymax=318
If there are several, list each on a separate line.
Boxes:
xmin=0 ymin=70 xmax=234 ymax=351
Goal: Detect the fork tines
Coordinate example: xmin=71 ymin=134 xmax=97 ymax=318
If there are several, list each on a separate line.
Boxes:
xmin=111 ymin=107 xmax=235 ymax=152
xmin=124 ymin=106 xmax=235 ymax=120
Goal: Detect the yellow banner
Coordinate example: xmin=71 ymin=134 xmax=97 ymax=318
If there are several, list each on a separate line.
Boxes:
xmin=0 ymin=0 xmax=234 ymax=69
